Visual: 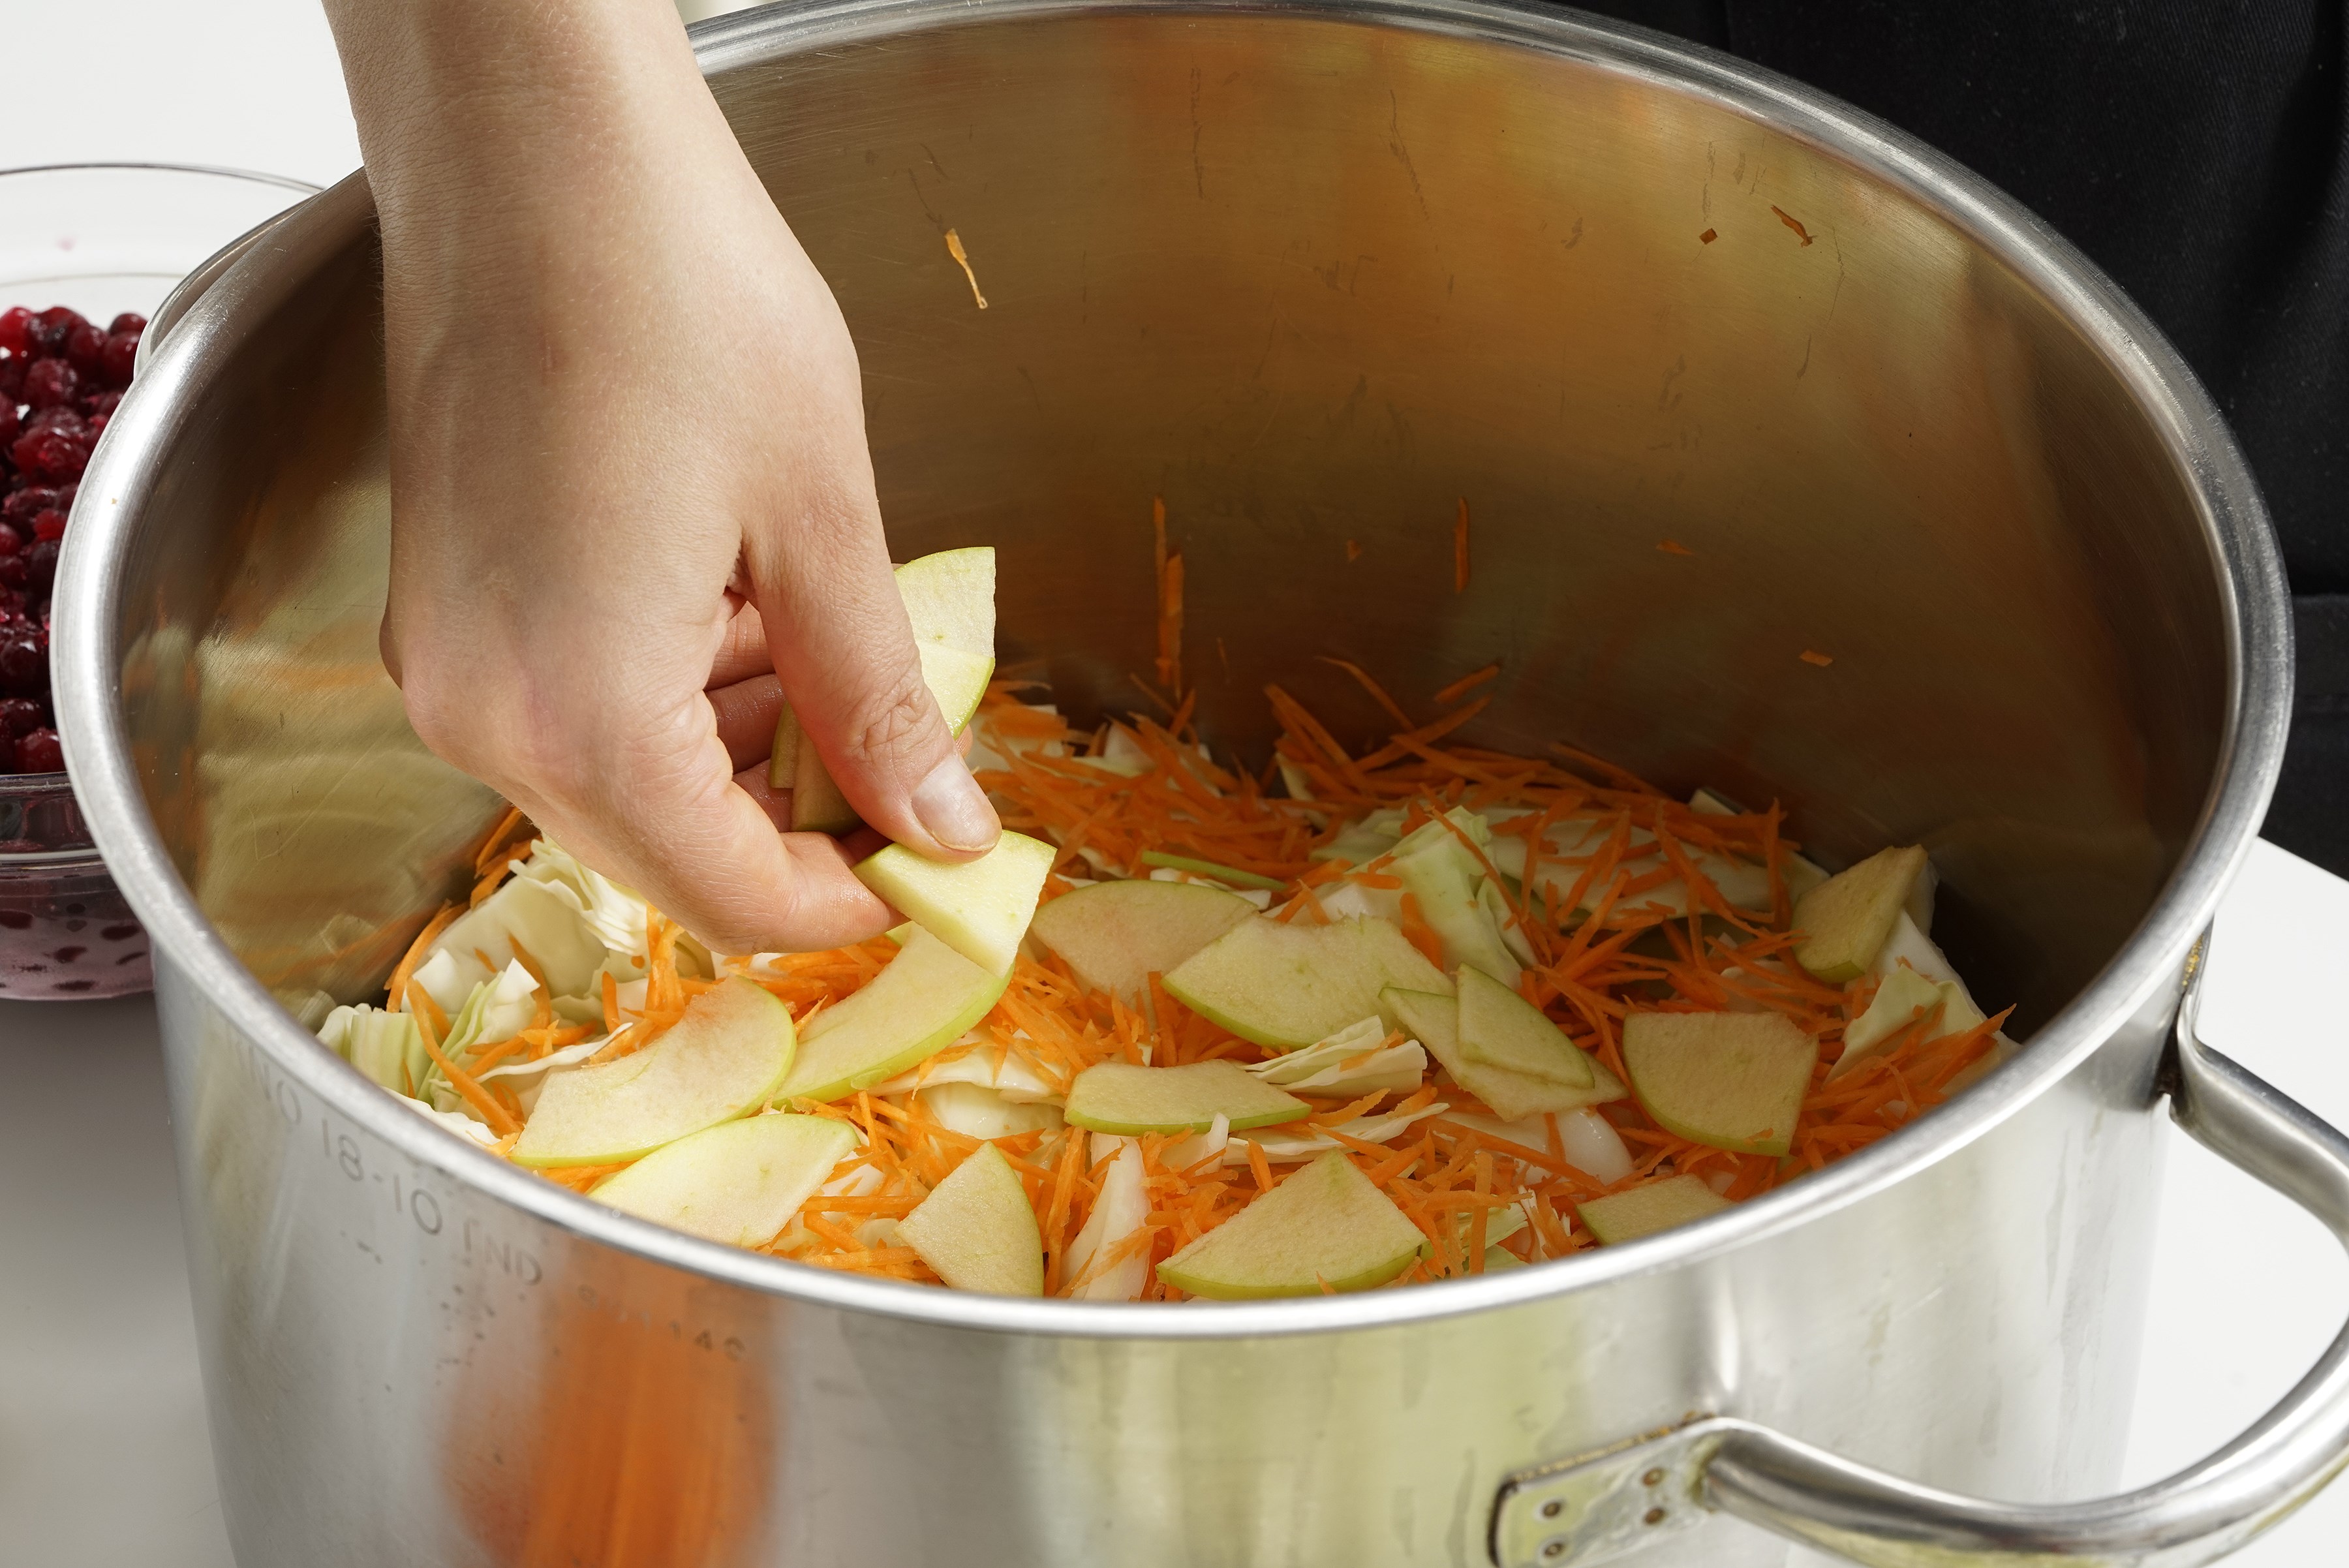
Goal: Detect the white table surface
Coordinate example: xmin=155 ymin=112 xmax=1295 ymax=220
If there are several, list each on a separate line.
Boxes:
xmin=8 ymin=3 xmax=2349 ymax=1565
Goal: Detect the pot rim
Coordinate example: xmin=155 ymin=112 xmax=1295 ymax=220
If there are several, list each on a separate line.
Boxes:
xmin=51 ymin=0 xmax=2292 ymax=1341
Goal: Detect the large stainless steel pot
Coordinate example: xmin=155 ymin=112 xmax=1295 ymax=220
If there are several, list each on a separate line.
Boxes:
xmin=52 ymin=3 xmax=2349 ymax=1564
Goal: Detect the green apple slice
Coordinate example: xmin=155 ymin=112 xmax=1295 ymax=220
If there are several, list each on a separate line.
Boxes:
xmin=1792 ymin=845 xmax=1930 ymax=982
xmin=1158 ymin=1150 xmax=1423 ymax=1298
xmin=893 ymin=545 xmax=994 ymax=659
xmin=775 ymin=926 xmax=1007 ymax=1103
xmin=853 ymin=830 xmax=1054 ymax=976
xmin=1623 ymin=1011 xmax=1818 ymax=1156
xmin=1163 ymin=915 xmax=1448 ymax=1052
xmin=1576 ymin=1174 xmax=1732 ymax=1244
xmin=1834 ymin=967 xmax=1984 ymax=1079
xmin=590 ymin=1112 xmax=855 ymax=1246
xmin=1029 ymin=879 xmax=1255 ymax=1005
xmin=1456 ymin=964 xmax=1593 ymax=1088
xmin=1383 ymin=985 xmax=1625 ymax=1122
xmin=784 ymin=547 xmax=998 ymax=833
xmin=1136 ymin=850 xmax=1287 ymax=893
xmin=1064 ymin=1060 xmax=1312 ymax=1135
xmin=897 ymin=1141 xmax=1043 ymax=1296
xmin=1387 ymin=810 xmax=1521 ymax=985
xmin=511 ymin=977 xmax=795 ymax=1167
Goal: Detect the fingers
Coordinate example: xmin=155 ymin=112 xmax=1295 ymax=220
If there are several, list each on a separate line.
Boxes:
xmin=499 ymin=701 xmax=892 ymax=957
xmin=745 ymin=488 xmax=999 ymax=862
xmin=709 ymin=672 xmax=784 ymax=772
xmin=709 ymin=598 xmax=774 ymax=690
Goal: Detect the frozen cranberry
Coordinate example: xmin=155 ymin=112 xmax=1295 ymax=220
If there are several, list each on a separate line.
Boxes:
xmin=107 ymin=312 xmax=146 ymax=337
xmin=13 ymin=728 xmax=62 ymax=773
xmin=0 ymin=307 xmax=31 ymax=356
xmin=2 ymin=487 xmax=62 ymax=529
xmin=98 ymin=330 xmax=139 ymax=388
xmin=10 ymin=427 xmax=86 ymax=484
xmin=30 ymin=307 xmax=85 ymax=358
xmin=0 ymin=356 xmax=23 ymax=403
xmin=23 ymin=540 xmax=56 ymax=594
xmin=0 ymin=696 xmax=41 ymax=737
xmin=22 ymin=359 xmax=77 ymax=412
xmin=64 ymin=320 xmax=106 ymax=380
xmin=0 ymin=401 xmax=16 ymax=454
xmin=31 ymin=510 xmax=66 ymax=542
xmin=0 ymin=554 xmax=22 ymax=589
xmin=0 ymin=630 xmax=44 ymax=696
xmin=22 ymin=405 xmax=80 ymax=437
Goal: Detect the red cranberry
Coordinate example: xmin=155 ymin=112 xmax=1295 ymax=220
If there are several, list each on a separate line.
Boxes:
xmin=23 ymin=540 xmax=56 ymax=594
xmin=0 ymin=630 xmax=45 ymax=696
xmin=0 ymin=524 xmax=18 ymax=557
xmin=0 ymin=402 xmax=16 ymax=454
xmin=31 ymin=510 xmax=66 ymax=542
xmin=31 ymin=307 xmax=86 ymax=357
xmin=13 ymin=727 xmax=62 ymax=773
xmin=0 ymin=697 xmax=41 ymax=737
xmin=2 ymin=487 xmax=63 ymax=529
xmin=64 ymin=320 xmax=107 ymax=381
xmin=10 ymin=427 xmax=86 ymax=484
xmin=0 ymin=553 xmax=23 ymax=589
xmin=107 ymin=312 xmax=146 ymax=337
xmin=0 ymin=356 xmax=23 ymax=403
xmin=98 ymin=330 xmax=139 ymax=388
xmin=0 ymin=307 xmax=31 ymax=356
xmin=22 ymin=358 xmax=78 ymax=412
xmin=22 ymin=405 xmax=81 ymax=438
xmin=0 ymin=585 xmax=22 ymax=621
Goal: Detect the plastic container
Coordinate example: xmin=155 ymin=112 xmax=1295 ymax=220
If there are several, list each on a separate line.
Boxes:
xmin=0 ymin=163 xmax=315 ymax=998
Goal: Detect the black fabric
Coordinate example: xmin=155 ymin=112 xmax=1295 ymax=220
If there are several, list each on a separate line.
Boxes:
xmin=1573 ymin=0 xmax=2349 ymax=874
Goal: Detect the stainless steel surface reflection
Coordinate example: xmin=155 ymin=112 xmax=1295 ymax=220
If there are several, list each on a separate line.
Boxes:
xmin=49 ymin=1 xmax=2322 ymax=1564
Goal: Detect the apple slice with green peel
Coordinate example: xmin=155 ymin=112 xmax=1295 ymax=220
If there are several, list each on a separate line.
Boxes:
xmin=1576 ymin=1173 xmax=1732 ymax=1244
xmin=893 ymin=545 xmax=995 ymax=658
xmin=1456 ymin=964 xmax=1593 ymax=1088
xmin=1834 ymin=968 xmax=1984 ymax=1078
xmin=591 ymin=1113 xmax=855 ymax=1246
xmin=1064 ymin=1060 xmax=1312 ymax=1135
xmin=1164 ymin=915 xmax=1449 ymax=1052
xmin=512 ymin=977 xmax=795 ymax=1167
xmin=774 ymin=926 xmax=1007 ymax=1103
xmin=1386 ymin=810 xmax=1521 ymax=985
xmin=1383 ymin=985 xmax=1626 ymax=1122
xmin=1136 ymin=850 xmax=1287 ymax=893
xmin=1029 ymin=879 xmax=1255 ymax=1005
xmin=782 ymin=547 xmax=998 ymax=833
xmin=897 ymin=1141 xmax=1043 ymax=1295
xmin=1623 ymin=1011 xmax=1818 ymax=1156
xmin=1157 ymin=1150 xmax=1424 ymax=1299
xmin=1792 ymin=845 xmax=1930 ymax=982
xmin=853 ymin=830 xmax=1054 ymax=976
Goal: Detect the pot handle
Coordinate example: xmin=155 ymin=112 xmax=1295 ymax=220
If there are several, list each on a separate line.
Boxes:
xmin=1490 ymin=982 xmax=2349 ymax=1568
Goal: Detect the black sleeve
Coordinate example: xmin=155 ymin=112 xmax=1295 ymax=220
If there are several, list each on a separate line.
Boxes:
xmin=1576 ymin=0 xmax=2349 ymax=874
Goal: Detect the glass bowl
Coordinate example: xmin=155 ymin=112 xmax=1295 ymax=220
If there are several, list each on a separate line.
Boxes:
xmin=0 ymin=163 xmax=317 ymax=998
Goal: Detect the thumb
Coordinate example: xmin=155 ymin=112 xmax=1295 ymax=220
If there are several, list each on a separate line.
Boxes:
xmin=750 ymin=503 xmax=1000 ymax=861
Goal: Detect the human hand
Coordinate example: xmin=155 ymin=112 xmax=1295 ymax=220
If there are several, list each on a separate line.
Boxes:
xmin=322 ymin=0 xmax=998 ymax=955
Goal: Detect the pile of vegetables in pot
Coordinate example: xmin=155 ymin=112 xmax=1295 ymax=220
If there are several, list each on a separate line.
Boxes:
xmin=315 ymin=546 xmax=2010 ymax=1299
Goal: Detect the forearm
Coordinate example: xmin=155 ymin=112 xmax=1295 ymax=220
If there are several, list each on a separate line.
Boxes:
xmin=319 ymin=0 xmax=752 ymax=322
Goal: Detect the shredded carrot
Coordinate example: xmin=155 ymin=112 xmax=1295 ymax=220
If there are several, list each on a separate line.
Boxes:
xmin=1772 ymin=205 xmax=1815 ymax=246
xmin=1800 ymin=649 xmax=1834 ymax=667
xmin=371 ymin=556 xmax=2019 ymax=1297
xmin=1153 ymin=497 xmax=1184 ymax=698
xmin=386 ymin=904 xmax=460 ymax=1017
xmin=1432 ymin=663 xmax=1499 ymax=707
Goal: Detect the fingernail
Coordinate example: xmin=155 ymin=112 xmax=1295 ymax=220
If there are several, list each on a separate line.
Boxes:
xmin=912 ymin=756 xmax=1000 ymax=853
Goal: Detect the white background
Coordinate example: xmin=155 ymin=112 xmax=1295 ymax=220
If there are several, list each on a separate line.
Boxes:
xmin=5 ymin=1 xmax=2348 ymax=1564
